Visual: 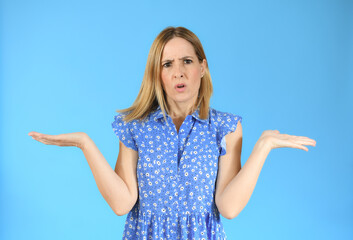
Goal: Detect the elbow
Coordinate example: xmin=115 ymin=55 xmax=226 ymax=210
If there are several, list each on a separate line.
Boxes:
xmin=112 ymin=201 xmax=135 ymax=216
xmin=217 ymin=199 xmax=241 ymax=220
xmin=114 ymin=211 xmax=126 ymax=217
xmin=225 ymin=204 xmax=243 ymax=219
xmin=220 ymin=209 xmax=239 ymax=220
xmin=113 ymin=206 xmax=129 ymax=216
xmin=110 ymin=194 xmax=136 ymax=216
xmin=112 ymin=206 xmax=123 ymax=216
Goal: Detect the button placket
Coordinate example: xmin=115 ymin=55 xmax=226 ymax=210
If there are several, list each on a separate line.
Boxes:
xmin=166 ymin=116 xmax=179 ymax=181
xmin=177 ymin=115 xmax=192 ymax=172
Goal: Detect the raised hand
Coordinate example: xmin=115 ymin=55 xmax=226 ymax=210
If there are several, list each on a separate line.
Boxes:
xmin=28 ymin=131 xmax=88 ymax=149
xmin=259 ymin=130 xmax=316 ymax=152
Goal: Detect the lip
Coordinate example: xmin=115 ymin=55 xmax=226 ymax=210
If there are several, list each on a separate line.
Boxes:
xmin=175 ymin=83 xmax=186 ymax=92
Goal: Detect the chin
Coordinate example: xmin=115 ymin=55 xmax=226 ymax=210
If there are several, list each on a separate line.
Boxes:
xmin=171 ymin=95 xmax=196 ymax=104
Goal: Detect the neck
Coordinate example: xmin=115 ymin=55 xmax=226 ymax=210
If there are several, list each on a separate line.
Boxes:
xmin=166 ymin=99 xmax=197 ymax=120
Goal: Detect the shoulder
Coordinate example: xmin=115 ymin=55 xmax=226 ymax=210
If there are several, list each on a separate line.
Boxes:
xmin=113 ymin=112 xmax=130 ymax=125
xmin=209 ymin=108 xmax=243 ymax=156
xmin=113 ymin=111 xmax=144 ymax=129
xmin=209 ymin=107 xmax=242 ymax=127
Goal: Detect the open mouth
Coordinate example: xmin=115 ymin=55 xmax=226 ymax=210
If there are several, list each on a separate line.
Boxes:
xmin=175 ymin=83 xmax=186 ymax=92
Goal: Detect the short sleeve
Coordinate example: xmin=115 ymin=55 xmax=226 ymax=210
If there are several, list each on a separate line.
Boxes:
xmin=111 ymin=114 xmax=138 ymax=151
xmin=219 ymin=113 xmax=242 ymax=156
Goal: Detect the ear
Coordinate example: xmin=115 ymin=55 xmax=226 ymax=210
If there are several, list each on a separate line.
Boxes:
xmin=201 ymin=59 xmax=207 ymax=75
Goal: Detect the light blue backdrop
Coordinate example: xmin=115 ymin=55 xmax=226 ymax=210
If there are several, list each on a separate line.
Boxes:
xmin=1 ymin=0 xmax=352 ymax=239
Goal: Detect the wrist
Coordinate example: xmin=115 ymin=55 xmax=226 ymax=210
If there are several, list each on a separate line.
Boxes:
xmin=79 ymin=133 xmax=91 ymax=151
xmin=255 ymin=137 xmax=272 ymax=153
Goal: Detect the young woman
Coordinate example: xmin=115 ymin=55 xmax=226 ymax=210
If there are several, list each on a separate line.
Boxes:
xmin=29 ymin=26 xmax=316 ymax=239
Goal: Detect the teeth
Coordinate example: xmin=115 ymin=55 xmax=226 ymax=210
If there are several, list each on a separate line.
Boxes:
xmin=177 ymin=85 xmax=184 ymax=88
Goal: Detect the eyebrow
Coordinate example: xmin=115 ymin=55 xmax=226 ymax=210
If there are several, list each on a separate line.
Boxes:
xmin=161 ymin=56 xmax=194 ymax=64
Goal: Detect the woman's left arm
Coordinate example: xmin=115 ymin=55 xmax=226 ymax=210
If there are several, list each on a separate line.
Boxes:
xmin=215 ymin=122 xmax=316 ymax=220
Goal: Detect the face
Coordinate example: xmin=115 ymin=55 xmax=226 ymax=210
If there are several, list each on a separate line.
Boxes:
xmin=160 ymin=37 xmax=206 ymax=110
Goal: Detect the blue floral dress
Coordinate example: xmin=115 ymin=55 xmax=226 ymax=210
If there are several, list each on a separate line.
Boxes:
xmin=111 ymin=106 xmax=242 ymax=240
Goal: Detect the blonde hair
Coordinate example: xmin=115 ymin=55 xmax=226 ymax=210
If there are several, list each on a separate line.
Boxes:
xmin=117 ymin=26 xmax=213 ymax=122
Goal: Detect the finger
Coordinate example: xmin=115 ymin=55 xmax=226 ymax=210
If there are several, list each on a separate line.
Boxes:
xmin=30 ymin=132 xmax=46 ymax=139
xmin=293 ymin=136 xmax=316 ymax=144
xmin=37 ymin=134 xmax=56 ymax=141
xmin=32 ymin=135 xmax=53 ymax=145
xmin=293 ymin=144 xmax=308 ymax=151
xmin=32 ymin=136 xmax=46 ymax=144
xmin=292 ymin=138 xmax=316 ymax=146
xmin=294 ymin=139 xmax=316 ymax=145
xmin=29 ymin=132 xmax=38 ymax=137
xmin=288 ymin=135 xmax=315 ymax=143
xmin=284 ymin=141 xmax=309 ymax=151
xmin=31 ymin=135 xmax=42 ymax=141
xmin=33 ymin=136 xmax=68 ymax=147
xmin=38 ymin=138 xmax=55 ymax=145
xmin=293 ymin=135 xmax=312 ymax=139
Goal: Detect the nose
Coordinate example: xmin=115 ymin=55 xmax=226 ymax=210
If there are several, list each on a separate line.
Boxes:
xmin=173 ymin=63 xmax=184 ymax=79
xmin=174 ymin=73 xmax=183 ymax=78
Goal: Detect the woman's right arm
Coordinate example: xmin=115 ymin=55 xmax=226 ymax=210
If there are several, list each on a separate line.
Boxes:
xmin=29 ymin=131 xmax=138 ymax=216
xmin=81 ymin=134 xmax=139 ymax=216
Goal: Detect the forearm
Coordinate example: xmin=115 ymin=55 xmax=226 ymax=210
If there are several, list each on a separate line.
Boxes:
xmin=80 ymin=134 xmax=132 ymax=215
xmin=220 ymin=139 xmax=271 ymax=219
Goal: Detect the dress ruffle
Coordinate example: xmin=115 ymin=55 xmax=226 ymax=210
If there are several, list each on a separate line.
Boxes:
xmin=123 ymin=207 xmax=227 ymax=240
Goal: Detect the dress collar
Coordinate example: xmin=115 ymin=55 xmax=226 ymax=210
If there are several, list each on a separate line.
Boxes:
xmin=150 ymin=106 xmax=209 ymax=123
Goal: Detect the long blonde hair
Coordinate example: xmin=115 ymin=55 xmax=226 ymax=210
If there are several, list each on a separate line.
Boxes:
xmin=117 ymin=26 xmax=213 ymax=122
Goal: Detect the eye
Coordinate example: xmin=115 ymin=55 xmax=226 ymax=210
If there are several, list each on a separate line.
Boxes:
xmin=184 ymin=59 xmax=192 ymax=64
xmin=162 ymin=62 xmax=171 ymax=68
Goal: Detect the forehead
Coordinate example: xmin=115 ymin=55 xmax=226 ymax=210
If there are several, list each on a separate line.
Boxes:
xmin=162 ymin=37 xmax=196 ymax=58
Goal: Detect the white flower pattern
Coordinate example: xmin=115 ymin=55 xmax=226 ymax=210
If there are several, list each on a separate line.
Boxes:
xmin=112 ymin=106 xmax=242 ymax=240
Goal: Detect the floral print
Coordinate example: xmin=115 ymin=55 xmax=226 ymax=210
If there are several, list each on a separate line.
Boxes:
xmin=111 ymin=106 xmax=242 ymax=239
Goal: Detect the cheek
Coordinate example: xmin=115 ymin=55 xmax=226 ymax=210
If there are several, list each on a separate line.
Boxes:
xmin=191 ymin=69 xmax=201 ymax=86
xmin=194 ymin=79 xmax=201 ymax=91
xmin=161 ymin=72 xmax=170 ymax=91
xmin=191 ymin=67 xmax=200 ymax=79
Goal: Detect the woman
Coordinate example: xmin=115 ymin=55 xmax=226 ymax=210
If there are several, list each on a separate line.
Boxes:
xmin=29 ymin=26 xmax=316 ymax=239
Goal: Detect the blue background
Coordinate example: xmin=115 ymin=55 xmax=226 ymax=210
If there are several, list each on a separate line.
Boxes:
xmin=1 ymin=0 xmax=352 ymax=239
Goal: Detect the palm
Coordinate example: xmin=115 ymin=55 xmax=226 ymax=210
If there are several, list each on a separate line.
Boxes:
xmin=28 ymin=131 xmax=86 ymax=149
xmin=260 ymin=130 xmax=316 ymax=151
